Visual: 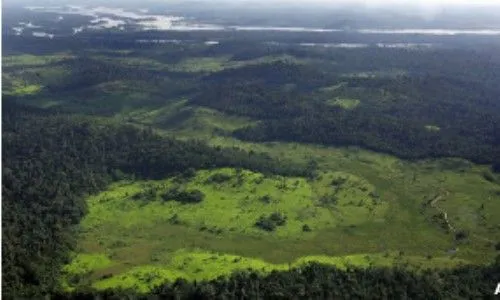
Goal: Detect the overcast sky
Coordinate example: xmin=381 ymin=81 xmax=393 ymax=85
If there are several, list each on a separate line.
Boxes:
xmin=278 ymin=0 xmax=499 ymax=4
xmin=6 ymin=0 xmax=500 ymax=4
xmin=264 ymin=0 xmax=500 ymax=8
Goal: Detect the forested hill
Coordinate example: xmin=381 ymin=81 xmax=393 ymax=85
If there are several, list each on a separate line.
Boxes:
xmin=1 ymin=100 xmax=308 ymax=298
xmin=192 ymin=61 xmax=500 ymax=165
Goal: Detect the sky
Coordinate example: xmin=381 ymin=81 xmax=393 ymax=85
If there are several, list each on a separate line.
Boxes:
xmin=238 ymin=0 xmax=500 ymax=20
xmin=260 ymin=0 xmax=500 ymax=9
xmin=5 ymin=0 xmax=500 ymax=4
xmin=4 ymin=0 xmax=500 ymax=17
xmin=274 ymin=0 xmax=500 ymax=4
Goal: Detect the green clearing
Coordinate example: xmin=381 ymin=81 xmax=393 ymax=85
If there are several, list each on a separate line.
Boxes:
xmin=115 ymin=99 xmax=257 ymax=135
xmin=2 ymin=53 xmax=73 ymax=67
xmin=5 ymin=83 xmax=43 ymax=96
xmin=91 ymin=54 xmax=305 ymax=73
xmin=326 ymin=97 xmax=361 ymax=109
xmin=62 ymin=141 xmax=499 ymax=291
xmin=227 ymin=54 xmax=306 ymax=67
xmin=170 ymin=57 xmax=231 ymax=72
xmin=2 ymin=61 xmax=70 ymax=98
xmin=80 ymin=168 xmax=387 ymax=239
xmin=62 ymin=250 xmax=467 ymax=292
xmin=425 ymin=125 xmax=441 ymax=132
xmin=341 ymin=70 xmax=407 ymax=79
xmin=319 ymin=82 xmax=348 ymax=93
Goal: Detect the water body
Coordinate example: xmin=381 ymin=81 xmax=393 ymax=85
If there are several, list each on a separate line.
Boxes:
xmin=89 ymin=17 xmax=126 ymax=29
xmin=135 ymin=40 xmax=435 ymax=50
xmin=23 ymin=5 xmax=500 ymax=36
xmin=375 ymin=43 xmax=434 ymax=48
xmin=204 ymin=41 xmax=220 ymax=45
xmin=12 ymin=27 xmax=24 ymax=35
xmin=11 ymin=21 xmax=42 ymax=36
xmin=19 ymin=21 xmax=41 ymax=28
xmin=27 ymin=5 xmax=190 ymax=32
xmin=136 ymin=39 xmax=183 ymax=44
xmin=356 ymin=29 xmax=500 ymax=35
xmin=299 ymin=42 xmax=435 ymax=49
xmin=229 ymin=26 xmax=342 ymax=33
xmin=32 ymin=32 xmax=55 ymax=39
xmin=300 ymin=43 xmax=369 ymax=48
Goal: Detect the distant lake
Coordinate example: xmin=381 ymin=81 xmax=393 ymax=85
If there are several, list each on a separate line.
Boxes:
xmin=19 ymin=5 xmax=500 ymax=37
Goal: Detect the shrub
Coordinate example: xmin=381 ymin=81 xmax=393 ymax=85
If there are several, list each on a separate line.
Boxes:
xmin=331 ymin=177 xmax=347 ymax=186
xmin=255 ymin=212 xmax=287 ymax=231
xmin=259 ymin=195 xmax=272 ymax=204
xmin=161 ymin=188 xmax=205 ymax=204
xmin=482 ymin=171 xmax=496 ymax=183
xmin=182 ymin=168 xmax=197 ymax=179
xmin=255 ymin=216 xmax=276 ymax=231
xmin=319 ymin=194 xmax=338 ymax=206
xmin=169 ymin=214 xmax=181 ymax=225
xmin=455 ymin=230 xmax=469 ymax=241
xmin=269 ymin=212 xmax=287 ymax=226
xmin=132 ymin=187 xmax=157 ymax=200
xmin=206 ymin=173 xmax=232 ymax=184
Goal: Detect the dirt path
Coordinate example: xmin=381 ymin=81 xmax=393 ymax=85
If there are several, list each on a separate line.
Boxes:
xmin=429 ymin=191 xmax=455 ymax=233
xmin=429 ymin=191 xmax=495 ymax=249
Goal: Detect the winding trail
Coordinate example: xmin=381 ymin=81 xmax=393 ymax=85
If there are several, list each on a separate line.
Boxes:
xmin=429 ymin=191 xmax=455 ymax=233
xmin=429 ymin=191 xmax=495 ymax=245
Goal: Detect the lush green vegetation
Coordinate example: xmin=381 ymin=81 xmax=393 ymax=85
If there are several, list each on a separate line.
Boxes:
xmin=2 ymin=31 xmax=500 ymax=298
xmin=58 ymin=261 xmax=500 ymax=299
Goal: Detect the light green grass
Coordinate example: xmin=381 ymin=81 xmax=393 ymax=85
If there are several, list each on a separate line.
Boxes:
xmin=63 ymin=254 xmax=113 ymax=275
xmin=227 ymin=54 xmax=306 ymax=67
xmin=2 ymin=64 xmax=71 ymax=99
xmin=425 ymin=125 xmax=441 ymax=132
xmin=116 ymin=100 xmax=256 ymax=134
xmin=63 ymin=249 xmax=468 ymax=292
xmin=319 ymin=82 xmax=348 ymax=93
xmin=63 ymin=154 xmax=496 ymax=291
xmin=93 ymin=55 xmax=232 ymax=73
xmin=81 ymin=168 xmax=386 ymax=239
xmin=158 ymin=134 xmax=500 ymax=265
xmin=2 ymin=53 xmax=73 ymax=67
xmin=92 ymin=54 xmax=305 ymax=74
xmin=341 ymin=70 xmax=407 ymax=79
xmin=327 ymin=98 xmax=361 ymax=109
xmin=7 ymin=84 xmax=43 ymax=96
xmin=60 ymin=254 xmax=114 ymax=291
xmin=2 ymin=73 xmax=43 ymax=96
xmin=171 ymin=57 xmax=231 ymax=72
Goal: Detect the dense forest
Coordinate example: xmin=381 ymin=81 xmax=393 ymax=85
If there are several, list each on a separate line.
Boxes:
xmin=193 ymin=61 xmax=500 ymax=164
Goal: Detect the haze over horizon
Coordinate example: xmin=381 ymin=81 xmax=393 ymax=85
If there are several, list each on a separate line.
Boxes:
xmin=5 ymin=0 xmax=500 ymax=7
xmin=4 ymin=0 xmax=500 ymax=34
